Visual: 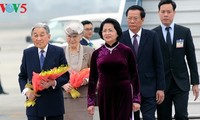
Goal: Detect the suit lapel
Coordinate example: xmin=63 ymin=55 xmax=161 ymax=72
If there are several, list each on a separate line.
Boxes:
xmin=31 ymin=47 xmax=41 ymax=72
xmin=155 ymin=26 xmax=172 ymax=55
xmin=157 ymin=26 xmax=169 ymax=50
xmin=123 ymin=30 xmax=136 ymax=55
xmin=83 ymin=38 xmax=89 ymax=45
xmin=126 ymin=30 xmax=134 ymax=48
xmin=137 ymin=29 xmax=147 ymax=60
xmin=172 ymin=24 xmax=178 ymax=52
xmin=42 ymin=44 xmax=54 ymax=70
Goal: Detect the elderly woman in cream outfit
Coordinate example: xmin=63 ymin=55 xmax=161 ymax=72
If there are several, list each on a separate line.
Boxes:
xmin=62 ymin=22 xmax=94 ymax=120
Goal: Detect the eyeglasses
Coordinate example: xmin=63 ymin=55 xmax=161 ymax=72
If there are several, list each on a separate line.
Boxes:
xmin=102 ymin=29 xmax=114 ymax=33
xmin=127 ymin=17 xmax=140 ymax=22
xmin=84 ymin=28 xmax=93 ymax=31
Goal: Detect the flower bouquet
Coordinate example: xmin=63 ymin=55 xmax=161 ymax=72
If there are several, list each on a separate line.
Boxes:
xmin=68 ymin=68 xmax=90 ymax=99
xmin=25 ymin=65 xmax=69 ymax=107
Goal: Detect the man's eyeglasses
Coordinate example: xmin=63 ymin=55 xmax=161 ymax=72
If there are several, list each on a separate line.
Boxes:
xmin=84 ymin=28 xmax=93 ymax=31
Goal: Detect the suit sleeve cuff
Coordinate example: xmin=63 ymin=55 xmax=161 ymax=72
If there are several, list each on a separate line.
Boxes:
xmin=22 ymin=88 xmax=29 ymax=95
xmin=52 ymin=81 xmax=57 ymax=89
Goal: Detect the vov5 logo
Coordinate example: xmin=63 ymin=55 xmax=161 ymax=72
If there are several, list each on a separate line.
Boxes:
xmin=0 ymin=3 xmax=27 ymax=13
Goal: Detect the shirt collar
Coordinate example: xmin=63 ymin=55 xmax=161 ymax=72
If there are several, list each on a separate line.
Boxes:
xmin=161 ymin=22 xmax=174 ymax=31
xmin=38 ymin=44 xmax=48 ymax=54
xmin=129 ymin=28 xmax=142 ymax=38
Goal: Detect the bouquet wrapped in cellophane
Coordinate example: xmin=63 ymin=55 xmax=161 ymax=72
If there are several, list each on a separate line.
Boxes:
xmin=68 ymin=68 xmax=90 ymax=99
xmin=25 ymin=65 xmax=69 ymax=107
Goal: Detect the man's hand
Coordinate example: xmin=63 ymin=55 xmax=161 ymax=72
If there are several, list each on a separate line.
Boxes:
xmin=192 ymin=85 xmax=199 ymax=101
xmin=40 ymin=79 xmax=55 ymax=89
xmin=25 ymin=90 xmax=36 ymax=101
xmin=156 ymin=90 xmax=165 ymax=104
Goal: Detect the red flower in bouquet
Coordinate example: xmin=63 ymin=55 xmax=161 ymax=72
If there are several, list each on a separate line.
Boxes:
xmin=32 ymin=65 xmax=70 ymax=93
xmin=25 ymin=65 xmax=69 ymax=107
xmin=70 ymin=68 xmax=90 ymax=88
xmin=68 ymin=68 xmax=90 ymax=99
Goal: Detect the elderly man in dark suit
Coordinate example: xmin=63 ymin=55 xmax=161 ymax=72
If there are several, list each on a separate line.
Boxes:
xmin=153 ymin=0 xmax=199 ymax=120
xmin=18 ymin=23 xmax=69 ymax=120
xmin=120 ymin=5 xmax=165 ymax=120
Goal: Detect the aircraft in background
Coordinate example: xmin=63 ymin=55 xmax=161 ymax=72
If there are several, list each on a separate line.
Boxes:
xmin=26 ymin=13 xmax=119 ymax=49
xmin=25 ymin=0 xmax=126 ymax=49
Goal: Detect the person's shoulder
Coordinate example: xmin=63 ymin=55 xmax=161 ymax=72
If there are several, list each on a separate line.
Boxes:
xmin=119 ymin=30 xmax=129 ymax=42
xmin=92 ymin=44 xmax=104 ymax=53
xmin=175 ymin=24 xmax=190 ymax=30
xmin=80 ymin=38 xmax=87 ymax=44
xmin=24 ymin=46 xmax=36 ymax=53
xmin=142 ymin=28 xmax=158 ymax=36
xmin=82 ymin=45 xmax=95 ymax=51
xmin=121 ymin=30 xmax=129 ymax=35
xmin=118 ymin=43 xmax=132 ymax=51
xmin=118 ymin=43 xmax=134 ymax=56
xmin=80 ymin=39 xmax=84 ymax=43
xmin=152 ymin=25 xmax=161 ymax=31
xmin=48 ymin=44 xmax=65 ymax=53
xmin=49 ymin=44 xmax=62 ymax=49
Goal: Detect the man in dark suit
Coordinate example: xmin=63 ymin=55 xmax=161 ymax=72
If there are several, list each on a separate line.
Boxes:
xmin=0 ymin=79 xmax=8 ymax=94
xmin=0 ymin=48 xmax=8 ymax=95
xmin=80 ymin=20 xmax=94 ymax=47
xmin=153 ymin=0 xmax=199 ymax=120
xmin=18 ymin=23 xmax=70 ymax=120
xmin=120 ymin=5 xmax=165 ymax=120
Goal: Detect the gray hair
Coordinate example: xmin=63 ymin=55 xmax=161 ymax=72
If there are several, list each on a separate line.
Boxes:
xmin=31 ymin=22 xmax=50 ymax=35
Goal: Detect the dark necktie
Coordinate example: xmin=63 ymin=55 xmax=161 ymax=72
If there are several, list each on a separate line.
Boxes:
xmin=40 ymin=50 xmax=45 ymax=70
xmin=133 ymin=34 xmax=138 ymax=55
xmin=166 ymin=27 xmax=172 ymax=51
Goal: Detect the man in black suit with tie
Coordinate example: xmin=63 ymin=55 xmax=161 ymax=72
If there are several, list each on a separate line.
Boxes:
xmin=80 ymin=20 xmax=94 ymax=47
xmin=153 ymin=0 xmax=199 ymax=120
xmin=18 ymin=23 xmax=69 ymax=120
xmin=120 ymin=5 xmax=165 ymax=120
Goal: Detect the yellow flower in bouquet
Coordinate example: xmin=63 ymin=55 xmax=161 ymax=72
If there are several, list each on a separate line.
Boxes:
xmin=25 ymin=64 xmax=69 ymax=107
xmin=70 ymin=89 xmax=81 ymax=99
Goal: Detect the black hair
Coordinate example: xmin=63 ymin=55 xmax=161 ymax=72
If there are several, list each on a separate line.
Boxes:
xmin=81 ymin=20 xmax=93 ymax=26
xmin=126 ymin=5 xmax=146 ymax=19
xmin=158 ymin=0 xmax=176 ymax=11
xmin=98 ymin=18 xmax=122 ymax=41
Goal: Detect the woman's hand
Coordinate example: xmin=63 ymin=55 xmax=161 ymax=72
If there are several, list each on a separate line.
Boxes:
xmin=133 ymin=103 xmax=140 ymax=112
xmin=88 ymin=106 xmax=95 ymax=115
xmin=63 ymin=83 xmax=73 ymax=92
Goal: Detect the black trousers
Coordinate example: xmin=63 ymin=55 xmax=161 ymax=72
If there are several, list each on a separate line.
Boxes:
xmin=134 ymin=96 xmax=157 ymax=120
xmin=157 ymin=79 xmax=189 ymax=120
xmin=134 ymin=111 xmax=140 ymax=120
xmin=0 ymin=80 xmax=5 ymax=94
xmin=27 ymin=115 xmax=63 ymax=120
